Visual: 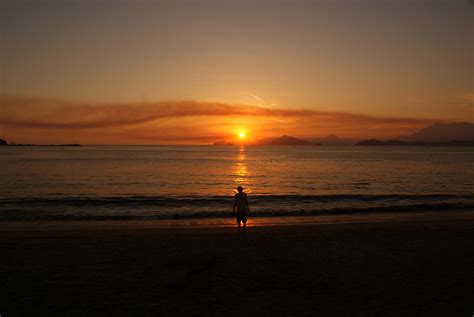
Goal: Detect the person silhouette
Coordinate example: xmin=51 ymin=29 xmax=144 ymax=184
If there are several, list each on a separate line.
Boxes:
xmin=233 ymin=186 xmax=249 ymax=231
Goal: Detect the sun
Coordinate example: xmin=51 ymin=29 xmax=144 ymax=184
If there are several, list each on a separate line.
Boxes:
xmin=238 ymin=131 xmax=246 ymax=139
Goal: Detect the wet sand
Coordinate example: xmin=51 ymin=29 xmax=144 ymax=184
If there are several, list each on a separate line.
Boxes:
xmin=1 ymin=212 xmax=474 ymax=316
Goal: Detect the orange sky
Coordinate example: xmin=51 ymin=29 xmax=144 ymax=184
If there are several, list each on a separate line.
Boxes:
xmin=0 ymin=0 xmax=472 ymax=144
xmin=1 ymin=96 xmax=448 ymax=144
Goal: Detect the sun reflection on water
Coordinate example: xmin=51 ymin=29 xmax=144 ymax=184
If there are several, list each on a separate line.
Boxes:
xmin=233 ymin=146 xmax=250 ymax=192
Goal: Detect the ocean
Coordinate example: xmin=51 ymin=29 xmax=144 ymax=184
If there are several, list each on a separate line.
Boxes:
xmin=1 ymin=145 xmax=473 ymax=221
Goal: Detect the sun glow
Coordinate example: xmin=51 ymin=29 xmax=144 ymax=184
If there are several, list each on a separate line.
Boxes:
xmin=238 ymin=131 xmax=246 ymax=139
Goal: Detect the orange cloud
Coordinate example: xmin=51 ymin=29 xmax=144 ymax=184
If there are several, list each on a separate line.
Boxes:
xmin=0 ymin=96 xmax=443 ymax=144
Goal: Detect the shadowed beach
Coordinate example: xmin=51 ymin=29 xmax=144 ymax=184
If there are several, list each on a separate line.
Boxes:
xmin=1 ymin=212 xmax=473 ymax=316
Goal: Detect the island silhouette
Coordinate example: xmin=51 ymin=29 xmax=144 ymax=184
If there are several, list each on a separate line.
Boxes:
xmin=357 ymin=122 xmax=474 ymax=146
xmin=210 ymin=122 xmax=474 ymax=147
xmin=0 ymin=139 xmax=81 ymax=147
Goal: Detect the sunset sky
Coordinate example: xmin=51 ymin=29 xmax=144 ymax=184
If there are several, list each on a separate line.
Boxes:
xmin=1 ymin=0 xmax=472 ymax=144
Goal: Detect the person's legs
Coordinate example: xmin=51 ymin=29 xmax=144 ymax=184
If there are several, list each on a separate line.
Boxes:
xmin=237 ymin=217 xmax=241 ymax=231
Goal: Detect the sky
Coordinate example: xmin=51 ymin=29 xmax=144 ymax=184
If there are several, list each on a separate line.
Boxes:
xmin=1 ymin=0 xmax=473 ymax=144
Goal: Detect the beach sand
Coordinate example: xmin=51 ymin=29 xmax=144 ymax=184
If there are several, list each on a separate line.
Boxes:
xmin=1 ymin=211 xmax=474 ymax=316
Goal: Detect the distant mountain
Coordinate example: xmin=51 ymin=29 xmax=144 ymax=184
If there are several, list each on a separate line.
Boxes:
xmin=310 ymin=134 xmax=353 ymax=145
xmin=356 ymin=139 xmax=389 ymax=146
xmin=356 ymin=139 xmax=425 ymax=146
xmin=212 ymin=141 xmax=235 ymax=146
xmin=254 ymin=135 xmax=312 ymax=145
xmin=0 ymin=140 xmax=81 ymax=146
xmin=399 ymin=122 xmax=474 ymax=142
xmin=356 ymin=139 xmax=474 ymax=146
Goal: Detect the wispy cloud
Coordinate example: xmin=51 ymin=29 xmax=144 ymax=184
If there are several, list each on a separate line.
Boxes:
xmin=0 ymin=97 xmax=266 ymax=129
xmin=462 ymin=93 xmax=474 ymax=104
xmin=0 ymin=96 xmax=444 ymax=144
xmin=242 ymin=92 xmax=264 ymax=103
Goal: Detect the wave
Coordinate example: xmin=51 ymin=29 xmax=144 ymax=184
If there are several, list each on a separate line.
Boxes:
xmin=1 ymin=193 xmax=473 ymax=206
xmin=0 ymin=194 xmax=473 ymax=222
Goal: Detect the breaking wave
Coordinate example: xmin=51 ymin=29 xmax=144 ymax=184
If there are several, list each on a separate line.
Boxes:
xmin=1 ymin=194 xmax=473 ymax=221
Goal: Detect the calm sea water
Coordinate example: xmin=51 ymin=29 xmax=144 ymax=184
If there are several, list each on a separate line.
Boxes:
xmin=1 ymin=145 xmax=473 ymax=221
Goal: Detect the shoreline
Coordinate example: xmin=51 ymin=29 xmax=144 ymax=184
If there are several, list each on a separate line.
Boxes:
xmin=1 ymin=209 xmax=473 ymax=232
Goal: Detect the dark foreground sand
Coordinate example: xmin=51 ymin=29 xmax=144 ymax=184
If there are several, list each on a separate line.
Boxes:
xmin=1 ymin=212 xmax=474 ymax=316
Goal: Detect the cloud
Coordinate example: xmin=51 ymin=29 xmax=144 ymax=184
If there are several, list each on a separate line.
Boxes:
xmin=0 ymin=96 xmax=444 ymax=144
xmin=0 ymin=96 xmax=316 ymax=129
xmin=462 ymin=93 xmax=474 ymax=103
xmin=242 ymin=92 xmax=264 ymax=102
